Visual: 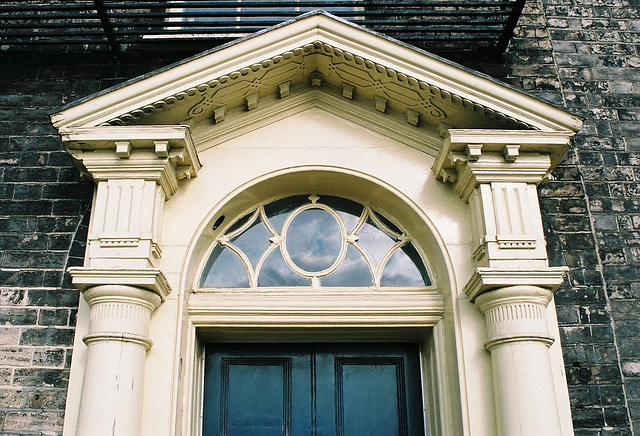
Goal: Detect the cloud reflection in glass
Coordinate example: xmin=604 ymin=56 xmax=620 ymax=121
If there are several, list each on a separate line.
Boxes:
xmin=199 ymin=195 xmax=431 ymax=289
xmin=285 ymin=208 xmax=343 ymax=272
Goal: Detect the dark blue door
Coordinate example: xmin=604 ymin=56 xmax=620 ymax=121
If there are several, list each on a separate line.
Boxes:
xmin=203 ymin=343 xmax=425 ymax=436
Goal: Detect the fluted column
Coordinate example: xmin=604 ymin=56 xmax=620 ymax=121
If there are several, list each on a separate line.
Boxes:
xmin=68 ymin=269 xmax=171 ymax=436
xmin=475 ymin=285 xmax=560 ymax=436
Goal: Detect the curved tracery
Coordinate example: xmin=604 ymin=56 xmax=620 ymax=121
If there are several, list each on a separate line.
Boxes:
xmin=199 ymin=195 xmax=431 ymax=288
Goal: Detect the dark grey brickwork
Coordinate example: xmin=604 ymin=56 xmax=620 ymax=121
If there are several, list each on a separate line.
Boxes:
xmin=0 ymin=51 xmax=89 ymax=434
xmin=541 ymin=0 xmax=640 ymax=433
xmin=1 ymin=2 xmax=640 ymax=433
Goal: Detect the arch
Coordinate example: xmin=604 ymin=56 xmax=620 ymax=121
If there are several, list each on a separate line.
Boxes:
xmin=52 ymin=11 xmax=580 ymax=436
xmin=173 ymin=166 xmax=465 ymax=435
xmin=181 ymin=166 xmax=456 ymax=300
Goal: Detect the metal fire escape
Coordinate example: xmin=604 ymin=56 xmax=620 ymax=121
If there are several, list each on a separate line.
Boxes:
xmin=0 ymin=1 xmax=526 ymax=59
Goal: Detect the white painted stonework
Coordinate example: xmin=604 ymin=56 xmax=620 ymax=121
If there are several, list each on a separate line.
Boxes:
xmin=51 ymin=12 xmax=582 ymax=436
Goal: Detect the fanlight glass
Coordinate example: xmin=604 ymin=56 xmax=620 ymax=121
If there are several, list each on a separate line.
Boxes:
xmin=199 ymin=195 xmax=431 ymax=288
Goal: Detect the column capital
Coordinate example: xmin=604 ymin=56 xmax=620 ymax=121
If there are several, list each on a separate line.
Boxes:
xmin=464 ymin=266 xmax=568 ymax=301
xmin=474 ymin=285 xmax=553 ymax=311
xmin=474 ymin=285 xmax=555 ymax=349
xmin=60 ymin=125 xmax=201 ymax=199
xmin=67 ymin=267 xmax=172 ymax=301
xmin=475 ymin=284 xmax=564 ymax=434
xmin=432 ymin=129 xmax=574 ymax=202
xmin=68 ymin=268 xmax=171 ymax=350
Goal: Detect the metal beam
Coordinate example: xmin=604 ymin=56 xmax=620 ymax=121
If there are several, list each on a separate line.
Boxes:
xmin=93 ymin=0 xmax=119 ymax=53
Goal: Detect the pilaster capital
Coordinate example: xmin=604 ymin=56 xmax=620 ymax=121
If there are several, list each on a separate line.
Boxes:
xmin=432 ymin=129 xmax=574 ymax=202
xmin=464 ymin=266 xmax=568 ymax=302
xmin=79 ymin=284 xmax=161 ymax=349
xmin=474 ymin=285 xmax=553 ymax=313
xmin=67 ymin=267 xmax=172 ymax=302
xmin=60 ymin=125 xmax=201 ymax=199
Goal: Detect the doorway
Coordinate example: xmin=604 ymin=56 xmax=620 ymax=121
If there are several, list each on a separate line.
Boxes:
xmin=203 ymin=342 xmax=425 ymax=435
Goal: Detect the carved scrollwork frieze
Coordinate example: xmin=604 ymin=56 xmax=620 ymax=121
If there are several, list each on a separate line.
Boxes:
xmin=104 ymin=42 xmax=530 ymax=131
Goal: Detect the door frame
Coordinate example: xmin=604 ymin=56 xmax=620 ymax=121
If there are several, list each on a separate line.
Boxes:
xmin=182 ymin=321 xmax=449 ymax=436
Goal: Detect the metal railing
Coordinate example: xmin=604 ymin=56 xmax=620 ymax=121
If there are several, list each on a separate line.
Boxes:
xmin=0 ymin=0 xmax=526 ymax=57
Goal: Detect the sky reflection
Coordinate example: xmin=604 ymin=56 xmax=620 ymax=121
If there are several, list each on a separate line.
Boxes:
xmin=232 ymin=219 xmax=271 ymax=268
xmin=259 ymin=248 xmax=310 ymax=287
xmin=357 ymin=217 xmax=396 ymax=268
xmin=200 ymin=246 xmax=250 ymax=288
xmin=200 ymin=196 xmax=431 ymax=289
xmin=381 ymin=245 xmax=431 ymax=287
xmin=286 ymin=208 xmax=342 ymax=272
xmin=321 ymin=245 xmax=373 ymax=287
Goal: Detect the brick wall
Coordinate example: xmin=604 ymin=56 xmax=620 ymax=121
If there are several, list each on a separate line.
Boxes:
xmin=542 ymin=0 xmax=640 ymax=433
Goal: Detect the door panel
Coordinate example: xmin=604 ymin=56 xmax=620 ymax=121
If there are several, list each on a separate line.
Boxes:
xmin=204 ymin=346 xmax=312 ymax=436
xmin=203 ymin=343 xmax=425 ymax=436
xmin=223 ymin=361 xmax=288 ymax=436
xmin=336 ymin=359 xmax=404 ymax=436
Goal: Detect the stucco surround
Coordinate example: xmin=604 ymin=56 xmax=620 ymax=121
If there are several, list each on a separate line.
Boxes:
xmin=51 ymin=11 xmax=582 ymax=436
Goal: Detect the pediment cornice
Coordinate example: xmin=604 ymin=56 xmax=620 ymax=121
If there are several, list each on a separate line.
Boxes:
xmin=50 ymin=12 xmax=582 ymax=136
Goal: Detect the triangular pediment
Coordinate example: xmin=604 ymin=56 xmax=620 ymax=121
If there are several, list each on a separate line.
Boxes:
xmin=51 ymin=11 xmax=581 ymax=148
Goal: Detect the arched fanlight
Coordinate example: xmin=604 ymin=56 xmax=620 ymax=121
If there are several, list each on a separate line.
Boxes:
xmin=199 ymin=195 xmax=431 ymax=288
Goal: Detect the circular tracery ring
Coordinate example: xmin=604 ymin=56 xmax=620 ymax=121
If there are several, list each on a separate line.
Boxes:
xmin=280 ymin=203 xmax=348 ymax=278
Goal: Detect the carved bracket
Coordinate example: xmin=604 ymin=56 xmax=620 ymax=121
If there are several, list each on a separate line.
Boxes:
xmin=468 ymin=182 xmax=549 ymax=265
xmin=433 ymin=129 xmax=574 ymax=267
xmin=60 ymin=125 xmax=201 ymax=199
xmin=432 ymin=129 xmax=573 ymax=203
